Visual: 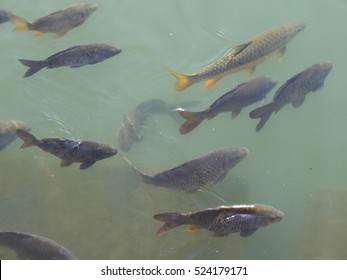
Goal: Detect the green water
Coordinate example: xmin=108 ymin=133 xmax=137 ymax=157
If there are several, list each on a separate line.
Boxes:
xmin=0 ymin=0 xmax=346 ymax=259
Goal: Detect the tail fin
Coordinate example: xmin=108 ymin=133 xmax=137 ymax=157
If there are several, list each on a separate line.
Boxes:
xmin=9 ymin=14 xmax=29 ymax=31
xmin=122 ymin=156 xmax=153 ymax=184
xmin=249 ymin=103 xmax=276 ymax=132
xmin=16 ymin=129 xmax=39 ymax=149
xmin=178 ymin=109 xmax=206 ymax=134
xmin=18 ymin=59 xmax=47 ymax=78
xmin=153 ymin=212 xmax=187 ymax=235
xmin=164 ymin=66 xmax=194 ymax=91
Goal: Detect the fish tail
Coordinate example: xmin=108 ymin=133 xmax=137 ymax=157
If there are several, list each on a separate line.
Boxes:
xmin=8 ymin=14 xmax=30 ymax=31
xmin=164 ymin=66 xmax=193 ymax=91
xmin=178 ymin=109 xmax=206 ymax=134
xmin=16 ymin=129 xmax=40 ymax=149
xmin=153 ymin=212 xmax=187 ymax=235
xmin=249 ymin=103 xmax=276 ymax=132
xmin=122 ymin=156 xmax=153 ymax=184
xmin=18 ymin=59 xmax=47 ymax=78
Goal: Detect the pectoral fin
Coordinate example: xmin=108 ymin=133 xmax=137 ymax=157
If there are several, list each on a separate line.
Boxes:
xmin=54 ymin=32 xmax=67 ymax=39
xmin=213 ymin=171 xmax=228 ymax=186
xmin=240 ymin=228 xmax=257 ymax=237
xmin=277 ymin=47 xmax=286 ymax=63
xmin=246 ymin=65 xmax=256 ymax=77
xmin=292 ymin=96 xmax=305 ymax=108
xmin=231 ymin=108 xmax=242 ymax=118
xmin=80 ymin=161 xmax=96 ymax=170
xmin=60 ymin=160 xmax=73 ymax=167
xmin=187 ymin=225 xmax=202 ymax=232
xmin=312 ymin=81 xmax=324 ymax=92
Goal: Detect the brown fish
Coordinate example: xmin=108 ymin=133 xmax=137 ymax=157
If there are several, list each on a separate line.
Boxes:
xmin=0 ymin=9 xmax=12 ymax=24
xmin=16 ymin=129 xmax=117 ymax=170
xmin=0 ymin=231 xmax=76 ymax=260
xmin=0 ymin=120 xmax=31 ymax=150
xmin=178 ymin=76 xmax=277 ymax=134
xmin=125 ymin=147 xmax=248 ymax=193
xmin=18 ymin=43 xmax=121 ymax=77
xmin=166 ymin=23 xmax=305 ymax=91
xmin=154 ymin=204 xmax=284 ymax=237
xmin=249 ymin=62 xmax=333 ymax=132
xmin=9 ymin=3 xmax=97 ymax=38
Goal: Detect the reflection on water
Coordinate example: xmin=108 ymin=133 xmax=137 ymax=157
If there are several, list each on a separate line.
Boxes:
xmin=0 ymin=0 xmax=346 ymax=260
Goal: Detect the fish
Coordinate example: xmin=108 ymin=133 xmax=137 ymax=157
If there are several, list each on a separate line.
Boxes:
xmin=166 ymin=23 xmax=305 ymax=91
xmin=18 ymin=43 xmax=121 ymax=77
xmin=16 ymin=129 xmax=118 ymax=170
xmin=9 ymin=3 xmax=98 ymax=38
xmin=0 ymin=9 xmax=12 ymax=24
xmin=178 ymin=76 xmax=277 ymax=134
xmin=125 ymin=146 xmax=248 ymax=193
xmin=153 ymin=204 xmax=284 ymax=237
xmin=249 ymin=62 xmax=333 ymax=132
xmin=0 ymin=120 xmax=32 ymax=150
xmin=0 ymin=231 xmax=77 ymax=260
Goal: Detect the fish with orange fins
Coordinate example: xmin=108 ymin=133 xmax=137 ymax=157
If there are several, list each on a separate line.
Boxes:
xmin=166 ymin=23 xmax=305 ymax=91
xmin=9 ymin=3 xmax=97 ymax=38
xmin=249 ymin=62 xmax=333 ymax=132
xmin=178 ymin=76 xmax=277 ymax=134
xmin=153 ymin=204 xmax=284 ymax=237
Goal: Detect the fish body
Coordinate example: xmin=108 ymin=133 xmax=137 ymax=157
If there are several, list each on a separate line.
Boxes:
xmin=154 ymin=204 xmax=284 ymax=237
xmin=126 ymin=147 xmax=248 ymax=192
xmin=166 ymin=23 xmax=305 ymax=91
xmin=178 ymin=76 xmax=277 ymax=134
xmin=16 ymin=129 xmax=117 ymax=170
xmin=0 ymin=9 xmax=12 ymax=24
xmin=249 ymin=62 xmax=333 ymax=132
xmin=0 ymin=231 xmax=76 ymax=260
xmin=9 ymin=3 xmax=97 ymax=38
xmin=19 ymin=43 xmax=121 ymax=77
xmin=0 ymin=120 xmax=31 ymax=150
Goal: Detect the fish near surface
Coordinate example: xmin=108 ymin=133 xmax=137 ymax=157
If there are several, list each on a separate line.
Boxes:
xmin=178 ymin=76 xmax=277 ymax=134
xmin=166 ymin=22 xmax=305 ymax=91
xmin=154 ymin=204 xmax=284 ymax=237
xmin=0 ymin=120 xmax=31 ymax=150
xmin=9 ymin=3 xmax=97 ymax=38
xmin=18 ymin=43 xmax=121 ymax=78
xmin=249 ymin=62 xmax=333 ymax=132
xmin=16 ymin=129 xmax=117 ymax=170
xmin=0 ymin=231 xmax=76 ymax=260
xmin=0 ymin=9 xmax=12 ymax=24
xmin=125 ymin=147 xmax=248 ymax=193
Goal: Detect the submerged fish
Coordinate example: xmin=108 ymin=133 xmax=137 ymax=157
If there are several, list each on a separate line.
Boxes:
xmin=16 ymin=129 xmax=117 ymax=170
xmin=154 ymin=204 xmax=284 ymax=237
xmin=0 ymin=120 xmax=31 ymax=150
xmin=0 ymin=231 xmax=76 ymax=260
xmin=249 ymin=62 xmax=333 ymax=132
xmin=166 ymin=23 xmax=305 ymax=91
xmin=18 ymin=43 xmax=121 ymax=77
xmin=125 ymin=146 xmax=248 ymax=193
xmin=0 ymin=9 xmax=12 ymax=24
xmin=9 ymin=3 xmax=97 ymax=38
xmin=178 ymin=76 xmax=277 ymax=134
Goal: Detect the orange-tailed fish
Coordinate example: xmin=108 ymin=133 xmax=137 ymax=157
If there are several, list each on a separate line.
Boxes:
xmin=166 ymin=23 xmax=305 ymax=91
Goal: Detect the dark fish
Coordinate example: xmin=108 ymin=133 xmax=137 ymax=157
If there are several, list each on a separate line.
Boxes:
xmin=154 ymin=204 xmax=284 ymax=237
xmin=9 ymin=3 xmax=97 ymax=38
xmin=19 ymin=43 xmax=121 ymax=78
xmin=16 ymin=129 xmax=117 ymax=170
xmin=125 ymin=146 xmax=248 ymax=193
xmin=178 ymin=76 xmax=277 ymax=134
xmin=249 ymin=62 xmax=333 ymax=132
xmin=0 ymin=231 xmax=76 ymax=260
xmin=166 ymin=23 xmax=305 ymax=91
xmin=0 ymin=120 xmax=31 ymax=150
xmin=0 ymin=9 xmax=12 ymax=24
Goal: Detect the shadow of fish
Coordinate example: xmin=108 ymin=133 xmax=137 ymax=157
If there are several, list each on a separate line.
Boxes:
xmin=0 ymin=9 xmax=12 ymax=24
xmin=9 ymin=3 xmax=97 ymax=38
xmin=16 ymin=129 xmax=117 ymax=170
xmin=118 ymin=99 xmax=200 ymax=151
xmin=18 ymin=43 xmax=121 ymax=78
xmin=249 ymin=62 xmax=333 ymax=132
xmin=0 ymin=231 xmax=76 ymax=260
xmin=124 ymin=146 xmax=248 ymax=193
xmin=0 ymin=120 xmax=31 ymax=151
xmin=154 ymin=204 xmax=284 ymax=237
xmin=165 ymin=22 xmax=305 ymax=91
xmin=178 ymin=76 xmax=277 ymax=134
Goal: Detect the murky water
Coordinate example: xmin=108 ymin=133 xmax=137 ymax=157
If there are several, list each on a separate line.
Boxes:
xmin=0 ymin=0 xmax=346 ymax=260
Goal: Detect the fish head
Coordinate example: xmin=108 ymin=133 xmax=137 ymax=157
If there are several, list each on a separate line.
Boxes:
xmin=84 ymin=142 xmax=118 ymax=160
xmin=100 ymin=45 xmax=122 ymax=59
xmin=262 ymin=76 xmax=278 ymax=93
xmin=283 ymin=22 xmax=306 ymax=43
xmin=81 ymin=3 xmax=98 ymax=16
xmin=253 ymin=204 xmax=284 ymax=228
xmin=223 ymin=147 xmax=249 ymax=170
xmin=316 ymin=61 xmax=333 ymax=80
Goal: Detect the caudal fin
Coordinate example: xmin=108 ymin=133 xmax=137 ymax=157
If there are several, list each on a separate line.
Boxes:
xmin=249 ymin=103 xmax=276 ymax=132
xmin=18 ymin=59 xmax=47 ymax=78
xmin=178 ymin=109 xmax=206 ymax=134
xmin=153 ymin=212 xmax=187 ymax=235
xmin=16 ymin=129 xmax=39 ymax=149
xmin=8 ymin=14 xmax=29 ymax=31
xmin=164 ymin=66 xmax=194 ymax=91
